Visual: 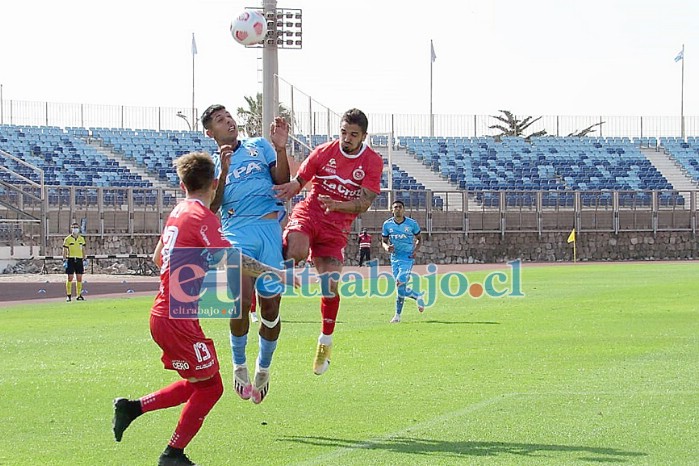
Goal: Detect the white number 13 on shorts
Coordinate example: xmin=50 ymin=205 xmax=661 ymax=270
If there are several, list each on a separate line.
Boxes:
xmin=193 ymin=342 xmax=212 ymax=363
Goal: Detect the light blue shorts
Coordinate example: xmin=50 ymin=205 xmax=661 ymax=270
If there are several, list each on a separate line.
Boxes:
xmin=391 ymin=257 xmax=415 ymax=285
xmin=225 ymin=219 xmax=284 ymax=296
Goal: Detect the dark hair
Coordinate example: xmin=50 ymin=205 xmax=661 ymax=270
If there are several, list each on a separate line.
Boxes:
xmin=342 ymin=108 xmax=368 ymax=133
xmin=201 ymin=104 xmax=226 ymax=130
xmin=174 ymin=152 xmax=215 ymax=192
xmin=392 ymin=200 xmax=405 ymax=208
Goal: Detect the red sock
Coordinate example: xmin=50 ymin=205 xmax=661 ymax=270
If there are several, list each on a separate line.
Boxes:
xmin=250 ymin=293 xmax=257 ymax=313
xmin=169 ymin=372 xmax=224 ymax=449
xmin=320 ymin=295 xmax=340 ymax=335
xmin=140 ymin=379 xmax=194 ymax=413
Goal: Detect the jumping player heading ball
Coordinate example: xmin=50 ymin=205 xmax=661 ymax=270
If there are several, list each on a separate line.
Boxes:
xmin=274 ymin=108 xmax=384 ymax=376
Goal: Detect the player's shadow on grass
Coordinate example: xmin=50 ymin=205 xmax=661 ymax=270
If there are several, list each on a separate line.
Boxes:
xmin=283 ymin=319 xmax=348 ymax=325
xmin=422 ymin=320 xmax=500 ymax=325
xmin=281 ymin=319 xmax=500 ymax=325
xmin=281 ymin=436 xmax=646 ymax=463
xmin=282 ymin=319 xmax=324 ymax=324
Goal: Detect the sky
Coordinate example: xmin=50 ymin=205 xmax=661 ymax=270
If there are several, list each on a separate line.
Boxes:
xmin=1 ymin=0 xmax=698 ymax=120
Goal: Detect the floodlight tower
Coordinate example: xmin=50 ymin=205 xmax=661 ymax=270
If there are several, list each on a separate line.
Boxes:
xmin=246 ymin=1 xmax=302 ymax=139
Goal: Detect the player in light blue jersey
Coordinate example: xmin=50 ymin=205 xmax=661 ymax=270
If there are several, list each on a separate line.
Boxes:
xmin=202 ymin=104 xmax=290 ymax=404
xmin=381 ymin=199 xmax=425 ymax=323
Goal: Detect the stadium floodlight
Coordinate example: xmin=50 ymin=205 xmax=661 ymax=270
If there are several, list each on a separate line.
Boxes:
xmin=242 ymin=7 xmax=302 ymax=49
xmin=176 ymin=111 xmax=192 ymax=131
xmin=244 ymin=1 xmax=302 ymax=148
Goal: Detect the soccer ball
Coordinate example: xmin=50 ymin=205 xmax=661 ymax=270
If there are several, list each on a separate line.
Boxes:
xmin=230 ymin=10 xmax=268 ymax=46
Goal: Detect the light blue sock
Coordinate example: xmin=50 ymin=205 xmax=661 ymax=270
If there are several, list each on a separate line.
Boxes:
xmin=405 ymin=287 xmax=420 ymax=300
xmin=396 ymin=296 xmax=405 ymax=315
xmin=257 ymin=335 xmax=278 ymax=370
xmin=230 ymin=333 xmax=247 ymax=366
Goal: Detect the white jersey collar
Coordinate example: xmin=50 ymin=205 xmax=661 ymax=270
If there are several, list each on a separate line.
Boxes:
xmin=340 ymin=142 xmax=366 ymax=159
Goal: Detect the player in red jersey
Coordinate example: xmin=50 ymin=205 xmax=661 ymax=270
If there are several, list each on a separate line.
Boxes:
xmin=274 ymin=108 xmax=383 ymax=375
xmin=113 ymin=152 xmax=296 ymax=466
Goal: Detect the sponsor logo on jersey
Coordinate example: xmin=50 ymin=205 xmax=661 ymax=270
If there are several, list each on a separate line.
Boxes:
xmin=172 ymin=360 xmax=190 ymax=370
xmin=328 ymin=158 xmax=337 ymax=167
xmin=200 ymin=225 xmax=211 ymax=246
xmin=228 ymin=161 xmax=264 ymax=180
xmin=321 ymin=166 xmax=337 ymax=175
xmin=195 ymin=360 xmax=216 ymax=370
xmin=321 ymin=179 xmax=361 ymax=198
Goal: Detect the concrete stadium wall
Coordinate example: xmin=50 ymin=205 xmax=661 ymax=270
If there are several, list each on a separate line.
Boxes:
xmin=344 ymin=231 xmax=697 ymax=265
xmin=41 ymin=231 xmax=698 ymax=266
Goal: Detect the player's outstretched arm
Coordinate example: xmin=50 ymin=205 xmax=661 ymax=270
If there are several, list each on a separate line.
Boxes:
xmin=270 ymin=117 xmax=291 ymax=185
xmin=318 ymin=187 xmax=378 ymax=214
xmin=273 ymin=175 xmax=305 ymax=201
xmin=210 ymin=146 xmax=233 ymax=213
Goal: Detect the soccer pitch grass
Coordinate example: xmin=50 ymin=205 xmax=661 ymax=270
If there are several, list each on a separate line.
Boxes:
xmin=0 ymin=262 xmax=697 ymax=466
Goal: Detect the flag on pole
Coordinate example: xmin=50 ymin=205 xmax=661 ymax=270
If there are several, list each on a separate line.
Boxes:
xmin=568 ymin=228 xmax=577 ymax=262
xmin=431 ymin=40 xmax=436 ymax=63
xmin=674 ymin=48 xmax=683 ymax=62
xmin=192 ymin=33 xmax=198 ymax=56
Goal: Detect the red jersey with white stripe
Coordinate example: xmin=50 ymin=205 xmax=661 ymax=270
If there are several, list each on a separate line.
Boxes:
xmin=151 ymin=199 xmax=231 ymax=318
xmin=359 ymin=233 xmax=372 ymax=249
xmin=295 ymin=140 xmax=383 ymax=230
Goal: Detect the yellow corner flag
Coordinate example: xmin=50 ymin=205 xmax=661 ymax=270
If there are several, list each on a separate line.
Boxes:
xmin=567 ymin=228 xmax=576 ymax=243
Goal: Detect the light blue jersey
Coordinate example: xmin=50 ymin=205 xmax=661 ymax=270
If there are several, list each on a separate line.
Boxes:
xmin=213 ymin=137 xmax=286 ymax=232
xmin=382 ymin=215 xmax=425 ymax=314
xmin=382 ymin=216 xmax=421 ymax=261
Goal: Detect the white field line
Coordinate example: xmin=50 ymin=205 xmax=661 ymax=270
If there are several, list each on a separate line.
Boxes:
xmin=294 ymin=390 xmax=699 ymax=465
xmin=294 ymin=393 xmax=518 ymax=465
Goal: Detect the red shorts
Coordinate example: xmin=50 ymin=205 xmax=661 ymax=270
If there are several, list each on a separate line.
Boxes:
xmin=283 ymin=204 xmax=349 ymax=262
xmin=149 ymin=315 xmax=220 ymax=380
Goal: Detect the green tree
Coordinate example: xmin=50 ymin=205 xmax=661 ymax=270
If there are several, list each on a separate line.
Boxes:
xmin=236 ymin=93 xmax=294 ymax=137
xmin=489 ymin=110 xmax=547 ymax=140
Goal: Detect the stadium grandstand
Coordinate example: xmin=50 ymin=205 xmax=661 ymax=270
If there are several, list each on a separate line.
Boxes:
xmin=0 ymin=95 xmax=697 ymax=265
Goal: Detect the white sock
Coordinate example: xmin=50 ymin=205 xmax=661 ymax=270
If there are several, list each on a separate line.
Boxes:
xmin=318 ymin=333 xmax=333 ymax=345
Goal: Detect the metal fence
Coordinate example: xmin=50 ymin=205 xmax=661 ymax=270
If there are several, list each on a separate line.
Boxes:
xmin=1 ymin=187 xmax=695 ymax=254
xmin=2 ymin=94 xmax=697 ymax=140
xmin=0 ymin=100 xmax=200 ymax=133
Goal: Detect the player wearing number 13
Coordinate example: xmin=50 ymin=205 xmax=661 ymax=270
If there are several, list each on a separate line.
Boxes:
xmin=112 ymin=152 xmax=296 ymax=466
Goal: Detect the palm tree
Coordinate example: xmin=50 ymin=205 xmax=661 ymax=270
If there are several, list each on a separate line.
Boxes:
xmin=236 ymin=93 xmax=295 ymax=137
xmin=489 ymin=110 xmax=547 ymax=140
xmin=567 ymin=121 xmax=605 ymax=137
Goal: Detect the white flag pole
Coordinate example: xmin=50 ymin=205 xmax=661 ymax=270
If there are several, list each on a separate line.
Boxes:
xmin=681 ymin=44 xmax=685 ymax=140
xmin=191 ymin=33 xmax=197 ymax=131
xmin=430 ymin=40 xmax=435 ymax=137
